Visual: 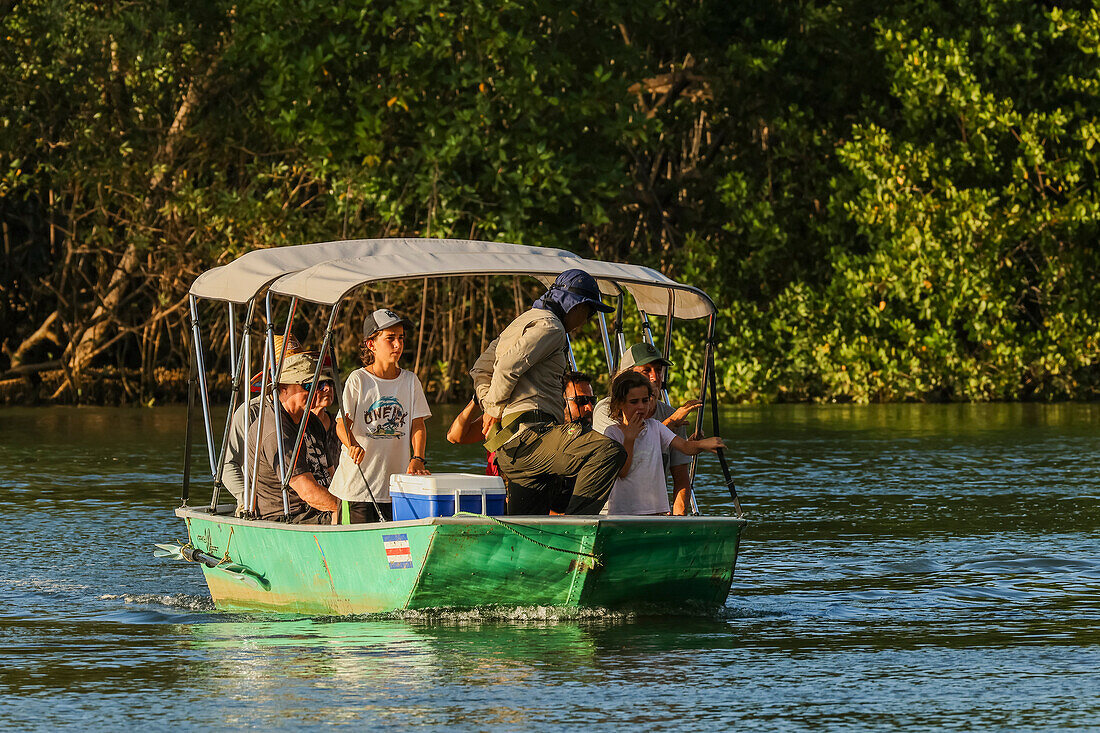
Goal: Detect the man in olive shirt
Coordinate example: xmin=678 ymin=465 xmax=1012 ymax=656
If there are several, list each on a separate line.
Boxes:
xmin=471 ymin=269 xmax=626 ymax=515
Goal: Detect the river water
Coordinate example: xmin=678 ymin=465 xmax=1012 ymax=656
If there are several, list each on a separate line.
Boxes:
xmin=1 ymin=404 xmax=1097 ymax=730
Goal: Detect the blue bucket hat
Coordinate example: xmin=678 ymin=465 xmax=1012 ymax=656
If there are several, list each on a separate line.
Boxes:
xmin=533 ymin=269 xmax=615 ymax=315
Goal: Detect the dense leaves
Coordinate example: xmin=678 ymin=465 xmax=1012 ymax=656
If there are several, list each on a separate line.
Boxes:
xmin=3 ymin=0 xmax=1100 ymax=403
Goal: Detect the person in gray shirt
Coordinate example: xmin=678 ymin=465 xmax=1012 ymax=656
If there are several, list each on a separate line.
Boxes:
xmin=592 ymin=342 xmax=702 ymax=515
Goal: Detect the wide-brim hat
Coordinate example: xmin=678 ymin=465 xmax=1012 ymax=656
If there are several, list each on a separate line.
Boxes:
xmin=620 ymin=342 xmax=673 ymax=370
xmin=363 ymin=308 xmax=414 ymax=339
xmin=548 ymin=269 xmax=615 ymax=314
xmin=249 ymin=348 xmax=334 ymax=392
xmin=274 ymin=352 xmax=320 ymax=385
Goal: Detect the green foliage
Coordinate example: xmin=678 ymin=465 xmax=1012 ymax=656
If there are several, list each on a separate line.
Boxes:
xmin=680 ymin=0 xmax=1100 ymax=402
xmin=231 ymin=0 xmax=650 ymax=242
xmin=4 ymin=0 xmax=1100 ymax=404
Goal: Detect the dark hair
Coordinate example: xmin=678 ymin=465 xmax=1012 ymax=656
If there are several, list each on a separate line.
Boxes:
xmin=564 ymin=370 xmax=592 ymax=388
xmin=358 ymin=336 xmax=375 ymax=367
xmin=608 ymin=370 xmax=653 ymax=421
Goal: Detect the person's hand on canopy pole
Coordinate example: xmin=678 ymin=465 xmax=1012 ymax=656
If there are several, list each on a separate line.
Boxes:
xmin=664 ymin=399 xmax=703 ymax=431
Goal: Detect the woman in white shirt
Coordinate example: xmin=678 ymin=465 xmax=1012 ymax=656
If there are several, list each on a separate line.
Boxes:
xmin=600 ymin=371 xmax=723 ymax=515
xmin=330 ymin=308 xmax=431 ymax=523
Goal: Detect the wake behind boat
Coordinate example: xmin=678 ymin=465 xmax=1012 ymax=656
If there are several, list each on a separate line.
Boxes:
xmin=163 ymin=239 xmax=746 ymax=614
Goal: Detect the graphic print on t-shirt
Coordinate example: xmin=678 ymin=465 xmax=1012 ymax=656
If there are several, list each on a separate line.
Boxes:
xmin=362 ymin=396 xmax=407 ymax=439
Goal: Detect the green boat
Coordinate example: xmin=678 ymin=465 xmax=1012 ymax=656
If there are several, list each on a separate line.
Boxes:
xmin=173 ymin=510 xmax=745 ymax=615
xmin=165 ymin=239 xmax=746 ymax=614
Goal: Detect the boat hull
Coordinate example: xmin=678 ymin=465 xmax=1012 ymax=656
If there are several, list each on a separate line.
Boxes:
xmin=176 ymin=508 xmax=746 ymax=615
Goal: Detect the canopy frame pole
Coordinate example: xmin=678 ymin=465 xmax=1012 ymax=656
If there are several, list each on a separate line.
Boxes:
xmin=662 ymin=290 xmax=675 ymax=362
xmin=613 ymin=292 xmax=626 ymax=369
xmin=188 ymin=296 xmax=217 ymax=479
xmin=662 ymin=290 xmax=694 ymax=511
xmin=227 ymin=303 xmax=237 ymax=378
xmin=210 ymin=299 xmax=256 ymax=512
xmin=327 ymin=322 xmax=385 ymax=521
xmin=246 ymin=332 xmax=273 ymax=516
xmin=640 ymin=309 xmax=657 ymax=352
xmin=565 ymin=336 xmax=578 ymax=371
xmin=687 ymin=313 xmax=717 ymax=516
xmin=240 ymin=321 xmax=252 ymax=515
xmin=182 ymin=319 xmax=198 ymax=507
xmin=639 ymin=304 xmax=697 ymax=515
xmin=597 ymin=311 xmax=615 ymax=375
xmin=707 ymin=344 xmax=742 ymax=517
xmin=280 ymin=303 xmax=343 ymax=504
xmin=265 ymin=294 xmax=292 ymax=517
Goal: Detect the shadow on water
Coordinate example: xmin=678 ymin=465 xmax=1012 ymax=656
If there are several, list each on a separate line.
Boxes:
xmin=1 ymin=404 xmax=1099 ymax=729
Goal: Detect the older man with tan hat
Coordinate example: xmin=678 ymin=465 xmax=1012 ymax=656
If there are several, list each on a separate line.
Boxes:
xmin=223 ymin=335 xmax=339 ymax=512
xmin=592 ymin=342 xmax=702 ymax=515
xmin=235 ymin=343 xmax=341 ymax=523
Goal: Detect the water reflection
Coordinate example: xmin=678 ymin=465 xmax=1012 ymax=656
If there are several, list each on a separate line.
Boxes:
xmin=2 ymin=404 xmax=1100 ymax=729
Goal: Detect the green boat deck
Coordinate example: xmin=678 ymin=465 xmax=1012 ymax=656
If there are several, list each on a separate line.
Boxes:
xmin=177 ymin=507 xmax=747 ymax=615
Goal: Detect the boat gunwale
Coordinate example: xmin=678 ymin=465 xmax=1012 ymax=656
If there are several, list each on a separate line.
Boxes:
xmin=175 ymin=505 xmax=748 ymax=531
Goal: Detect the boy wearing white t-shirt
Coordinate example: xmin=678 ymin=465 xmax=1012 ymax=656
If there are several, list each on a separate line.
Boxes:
xmin=331 ymin=308 xmax=431 ymax=522
xmin=600 ymin=371 xmax=724 ymax=515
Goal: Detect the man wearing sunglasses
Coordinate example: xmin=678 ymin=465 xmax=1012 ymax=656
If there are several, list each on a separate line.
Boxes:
xmin=563 ymin=371 xmax=597 ymax=426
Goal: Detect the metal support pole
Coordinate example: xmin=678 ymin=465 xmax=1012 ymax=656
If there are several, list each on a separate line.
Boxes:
xmin=189 ymin=296 xmax=217 ymax=478
xmin=227 ymin=303 xmax=237 ymax=378
xmin=662 ymin=290 xmax=675 ymax=362
xmin=241 ymin=324 xmax=252 ymax=514
xmin=565 ymin=335 xmax=578 ymax=371
xmin=211 ymin=299 xmax=255 ymax=512
xmin=182 ymin=328 xmax=198 ymax=507
xmin=246 ymin=336 xmax=273 ymax=516
xmin=640 ymin=306 xmax=697 ymax=514
xmin=613 ymin=294 xmax=626 ymax=366
xmin=597 ymin=311 xmax=615 ymax=375
xmin=640 ymin=309 xmax=657 ymax=350
xmin=327 ymin=327 xmax=384 ymax=520
xmin=281 ymin=304 xmax=343 ymax=501
xmin=686 ymin=314 xmax=717 ymax=516
xmin=707 ymin=345 xmax=742 ymax=517
xmin=264 ymin=294 xmax=291 ymax=517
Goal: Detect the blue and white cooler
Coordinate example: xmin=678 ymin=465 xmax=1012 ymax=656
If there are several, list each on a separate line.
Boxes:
xmin=390 ymin=473 xmax=507 ymax=521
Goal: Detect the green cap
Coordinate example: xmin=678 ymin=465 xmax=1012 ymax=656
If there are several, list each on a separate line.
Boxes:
xmin=620 ymin=342 xmax=672 ymax=370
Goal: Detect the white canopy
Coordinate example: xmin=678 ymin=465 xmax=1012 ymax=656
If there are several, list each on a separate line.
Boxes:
xmin=191 ymin=238 xmax=715 ymax=319
xmin=188 ymin=238 xmax=573 ymax=305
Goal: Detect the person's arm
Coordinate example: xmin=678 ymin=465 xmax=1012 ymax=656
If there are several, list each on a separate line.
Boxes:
xmin=447 ymin=398 xmax=485 ymax=444
xmin=663 ymin=399 xmax=703 ymax=431
xmin=407 ymin=416 xmax=430 ymax=475
xmin=671 ymin=464 xmax=691 ymax=516
xmin=668 ymin=434 xmax=726 ymax=456
xmin=288 ymin=471 xmax=340 ymax=512
xmin=469 ymin=338 xmax=498 ymax=407
xmin=336 ymin=415 xmax=365 ymax=463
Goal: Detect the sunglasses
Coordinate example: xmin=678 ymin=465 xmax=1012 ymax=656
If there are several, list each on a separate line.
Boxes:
xmin=566 ymin=395 xmax=597 ymax=407
xmin=302 ymin=380 xmax=334 ymax=392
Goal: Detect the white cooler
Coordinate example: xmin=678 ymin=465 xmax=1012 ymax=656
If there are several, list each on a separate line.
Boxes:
xmin=389 ymin=473 xmax=507 ymax=520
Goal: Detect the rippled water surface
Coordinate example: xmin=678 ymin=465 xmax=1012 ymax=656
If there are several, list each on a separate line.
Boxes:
xmin=1 ymin=404 xmax=1098 ymax=730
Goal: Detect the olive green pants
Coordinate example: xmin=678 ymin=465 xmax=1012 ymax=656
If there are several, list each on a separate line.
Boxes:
xmin=494 ymin=422 xmax=626 ymax=515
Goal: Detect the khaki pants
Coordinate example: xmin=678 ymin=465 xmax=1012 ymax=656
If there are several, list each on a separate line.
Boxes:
xmin=494 ymin=422 xmax=626 ymax=515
